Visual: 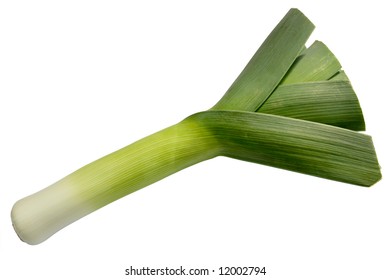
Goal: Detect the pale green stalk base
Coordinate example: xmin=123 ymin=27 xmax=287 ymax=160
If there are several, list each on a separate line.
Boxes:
xmin=11 ymin=118 xmax=220 ymax=245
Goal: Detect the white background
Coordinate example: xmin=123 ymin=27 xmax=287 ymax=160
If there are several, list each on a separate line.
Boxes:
xmin=1 ymin=1 xmax=389 ymax=279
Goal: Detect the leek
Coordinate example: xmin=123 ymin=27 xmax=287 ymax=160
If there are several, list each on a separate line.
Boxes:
xmin=11 ymin=8 xmax=381 ymax=245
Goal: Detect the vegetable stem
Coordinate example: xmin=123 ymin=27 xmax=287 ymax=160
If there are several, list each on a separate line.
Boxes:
xmin=12 ymin=118 xmax=220 ymax=245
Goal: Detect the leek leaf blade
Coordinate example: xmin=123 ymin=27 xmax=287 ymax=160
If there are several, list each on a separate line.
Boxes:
xmin=258 ymin=80 xmax=365 ymax=130
xmin=212 ymin=8 xmax=314 ymax=111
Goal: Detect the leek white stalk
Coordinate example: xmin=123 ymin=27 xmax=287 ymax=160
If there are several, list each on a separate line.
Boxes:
xmin=12 ymin=119 xmax=220 ymax=245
